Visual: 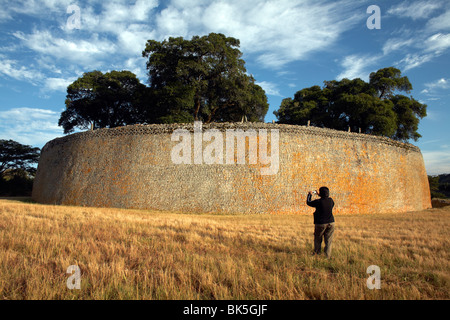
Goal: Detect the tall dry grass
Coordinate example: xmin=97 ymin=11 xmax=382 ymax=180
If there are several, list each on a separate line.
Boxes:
xmin=0 ymin=198 xmax=448 ymax=300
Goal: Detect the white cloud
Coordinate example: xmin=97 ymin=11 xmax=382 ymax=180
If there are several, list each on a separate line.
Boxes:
xmin=0 ymin=57 xmax=44 ymax=84
xmin=382 ymin=38 xmax=415 ymax=55
xmin=0 ymin=108 xmax=63 ymax=147
xmin=78 ymin=0 xmax=158 ymax=34
xmin=2 ymin=0 xmax=366 ymax=95
xmin=426 ymin=9 xmax=450 ymax=31
xmin=396 ymin=53 xmax=435 ymax=71
xmin=0 ymin=9 xmax=11 ymax=22
xmin=4 ymin=0 xmax=73 ymax=16
xmin=117 ymin=25 xmax=157 ymax=55
xmin=150 ymin=0 xmax=362 ymax=69
xmin=43 ymin=77 xmax=76 ymax=92
xmin=13 ymin=30 xmax=116 ymax=68
xmin=337 ymin=54 xmax=381 ymax=81
xmin=387 ymin=1 xmax=443 ymax=20
xmin=423 ymin=78 xmax=450 ymax=92
xmin=422 ymin=149 xmax=450 ymax=175
xmin=381 ymin=4 xmax=450 ymax=72
xmin=156 ymin=6 xmax=191 ymax=38
xmin=256 ymin=81 xmax=281 ymax=97
xmin=117 ymin=57 xmax=148 ymax=83
xmin=383 ymin=33 xmax=450 ymax=73
xmin=424 ymin=33 xmax=450 ymax=54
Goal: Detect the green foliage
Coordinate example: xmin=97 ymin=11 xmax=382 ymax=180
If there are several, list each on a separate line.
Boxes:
xmin=0 ymin=169 xmax=35 ymax=196
xmin=59 ymin=33 xmax=268 ymax=132
xmin=0 ymin=140 xmax=40 ymax=177
xmin=274 ymin=67 xmax=427 ymax=142
xmin=59 ymin=70 xmax=149 ymax=134
xmin=428 ymin=175 xmax=450 ymax=199
xmin=142 ymin=33 xmax=268 ymax=123
xmin=0 ymin=140 xmax=40 ymax=196
xmin=390 ymin=95 xmax=427 ymax=141
xmin=369 ymin=67 xmax=412 ymax=99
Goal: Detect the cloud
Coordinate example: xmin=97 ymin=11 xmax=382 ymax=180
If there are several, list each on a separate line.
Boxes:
xmin=0 ymin=57 xmax=44 ymax=84
xmin=3 ymin=0 xmax=73 ymax=17
xmin=117 ymin=24 xmax=157 ymax=56
xmin=0 ymin=9 xmax=12 ymax=22
xmin=0 ymin=55 xmax=78 ymax=94
xmin=422 ymin=148 xmax=450 ymax=175
xmin=424 ymin=78 xmax=450 ymax=91
xmin=336 ymin=54 xmax=381 ymax=81
xmin=150 ymin=0 xmax=363 ymax=69
xmin=382 ymin=3 xmax=450 ymax=72
xmin=387 ymin=0 xmax=443 ymax=20
xmin=424 ymin=33 xmax=450 ymax=54
xmin=13 ymin=30 xmax=116 ymax=68
xmin=256 ymin=81 xmax=281 ymax=97
xmin=384 ymin=32 xmax=450 ymax=72
xmin=77 ymin=0 xmax=158 ymax=35
xmin=396 ymin=53 xmax=435 ymax=71
xmin=43 ymin=77 xmax=76 ymax=92
xmin=426 ymin=9 xmax=450 ymax=31
xmin=382 ymin=38 xmax=415 ymax=55
xmin=0 ymin=0 xmax=366 ymax=100
xmin=0 ymin=108 xmax=63 ymax=147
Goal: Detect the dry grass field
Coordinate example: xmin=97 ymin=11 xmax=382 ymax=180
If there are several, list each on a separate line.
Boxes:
xmin=0 ymin=198 xmax=448 ymax=300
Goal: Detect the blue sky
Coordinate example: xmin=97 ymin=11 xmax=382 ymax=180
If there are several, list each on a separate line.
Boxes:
xmin=0 ymin=0 xmax=449 ymax=175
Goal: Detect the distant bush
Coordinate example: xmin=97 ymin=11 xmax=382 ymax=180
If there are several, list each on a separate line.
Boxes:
xmin=428 ymin=175 xmax=449 ymax=199
xmin=0 ymin=169 xmax=34 ymax=196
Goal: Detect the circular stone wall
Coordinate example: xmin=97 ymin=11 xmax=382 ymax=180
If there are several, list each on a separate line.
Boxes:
xmin=32 ymin=123 xmax=431 ymax=214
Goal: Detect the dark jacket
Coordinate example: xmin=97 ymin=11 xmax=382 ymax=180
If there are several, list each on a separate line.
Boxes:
xmin=307 ymin=194 xmax=335 ymax=224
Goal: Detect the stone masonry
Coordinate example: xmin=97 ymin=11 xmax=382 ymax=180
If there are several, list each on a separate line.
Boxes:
xmin=32 ymin=123 xmax=432 ymax=214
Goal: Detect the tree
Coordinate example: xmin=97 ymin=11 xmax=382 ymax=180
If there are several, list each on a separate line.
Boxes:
xmin=369 ymin=67 xmax=412 ymax=99
xmin=0 ymin=140 xmax=40 ymax=196
xmin=428 ymin=175 xmax=447 ymax=199
xmin=59 ymin=70 xmax=149 ymax=134
xmin=142 ymin=33 xmax=268 ymax=123
xmin=0 ymin=140 xmax=40 ymax=177
xmin=390 ymin=94 xmax=427 ymax=141
xmin=274 ymin=67 xmax=427 ymax=141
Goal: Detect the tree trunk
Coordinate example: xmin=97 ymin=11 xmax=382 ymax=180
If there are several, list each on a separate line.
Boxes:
xmin=194 ymin=96 xmax=201 ymax=121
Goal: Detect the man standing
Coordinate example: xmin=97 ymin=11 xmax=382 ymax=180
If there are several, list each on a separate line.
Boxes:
xmin=307 ymin=187 xmax=335 ymax=258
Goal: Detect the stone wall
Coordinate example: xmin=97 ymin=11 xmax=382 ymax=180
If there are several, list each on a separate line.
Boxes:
xmin=32 ymin=123 xmax=431 ymax=214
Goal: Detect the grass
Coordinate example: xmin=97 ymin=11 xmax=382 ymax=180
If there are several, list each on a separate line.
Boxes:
xmin=0 ymin=198 xmax=448 ymax=300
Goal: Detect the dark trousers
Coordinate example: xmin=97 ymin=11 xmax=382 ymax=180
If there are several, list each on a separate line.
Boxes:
xmin=314 ymin=223 xmax=335 ymax=257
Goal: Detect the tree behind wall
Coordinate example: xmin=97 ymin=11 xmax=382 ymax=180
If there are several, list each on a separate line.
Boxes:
xmin=59 ymin=70 xmax=149 ymax=134
xmin=142 ymin=32 xmax=269 ymax=123
xmin=274 ymin=67 xmax=427 ymax=142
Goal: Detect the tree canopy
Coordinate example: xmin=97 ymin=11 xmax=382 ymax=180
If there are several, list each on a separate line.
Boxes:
xmin=142 ymin=33 xmax=268 ymax=123
xmin=0 ymin=139 xmax=40 ymax=177
xmin=59 ymin=70 xmax=148 ymax=134
xmin=274 ymin=67 xmax=427 ymax=141
xmin=58 ymin=33 xmax=269 ymax=133
xmin=0 ymin=139 xmax=39 ymax=196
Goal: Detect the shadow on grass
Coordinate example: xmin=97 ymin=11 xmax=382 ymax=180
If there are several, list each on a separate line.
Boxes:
xmin=0 ymin=196 xmax=36 ymax=204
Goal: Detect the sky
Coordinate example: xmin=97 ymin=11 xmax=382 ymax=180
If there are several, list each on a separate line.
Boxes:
xmin=0 ymin=0 xmax=449 ymax=175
